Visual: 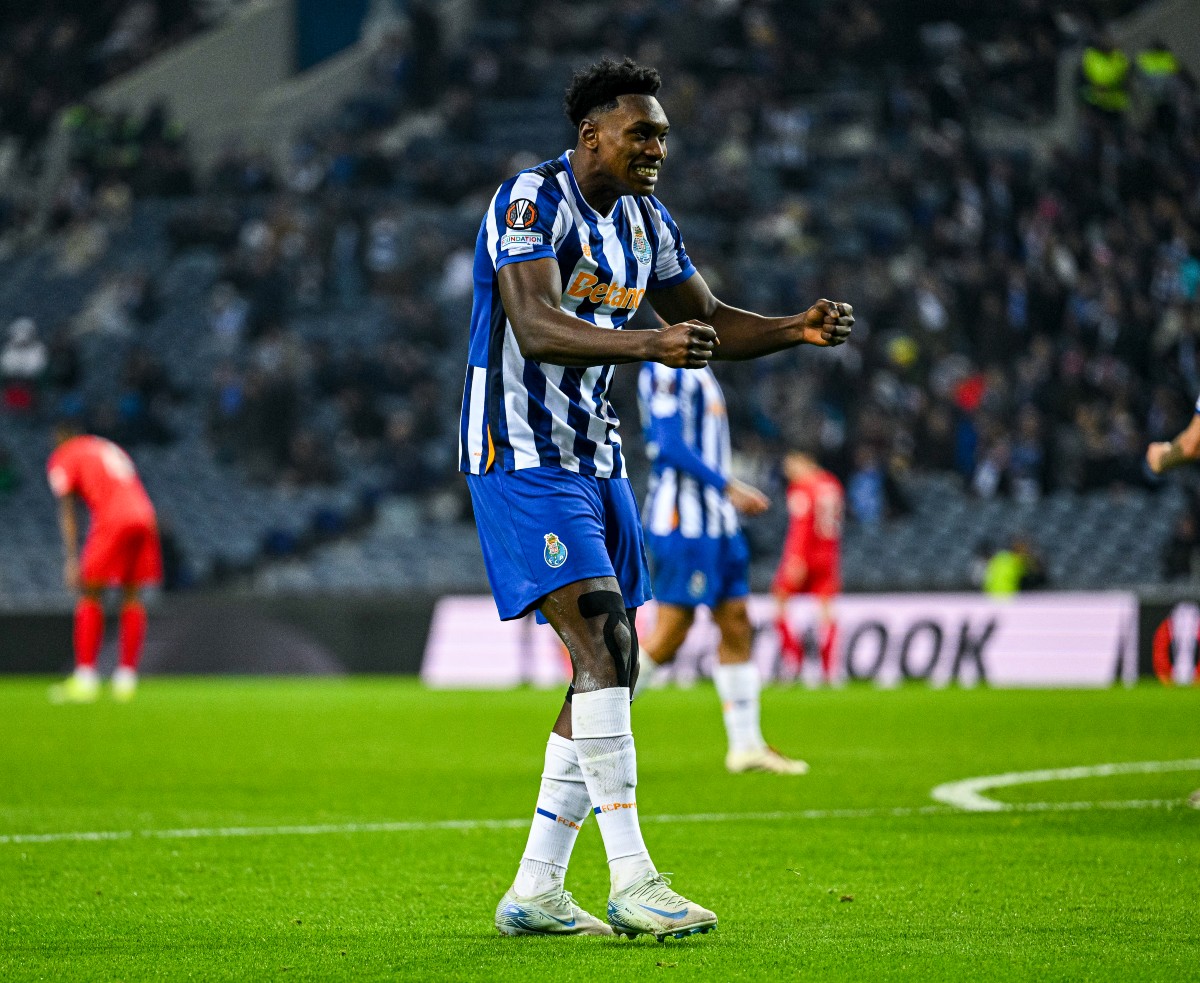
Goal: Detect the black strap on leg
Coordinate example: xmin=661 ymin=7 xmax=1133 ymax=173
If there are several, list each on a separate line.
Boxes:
xmin=578 ymin=590 xmax=634 ymax=688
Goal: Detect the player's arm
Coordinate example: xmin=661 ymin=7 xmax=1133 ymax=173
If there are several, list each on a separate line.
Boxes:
xmin=647 ymin=272 xmax=853 ymax=360
xmin=646 ymin=372 xmax=769 ymax=515
xmin=499 ymin=259 xmax=715 ymax=368
xmin=57 ymin=494 xmax=81 ymax=589
xmin=1147 ymin=414 xmax=1200 ymax=474
xmin=647 ymin=402 xmax=727 ymax=490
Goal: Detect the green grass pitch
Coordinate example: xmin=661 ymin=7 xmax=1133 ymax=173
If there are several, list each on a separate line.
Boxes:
xmin=1 ymin=678 xmax=1197 ymax=981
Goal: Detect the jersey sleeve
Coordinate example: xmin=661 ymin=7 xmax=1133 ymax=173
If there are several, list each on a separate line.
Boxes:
xmin=645 ymin=198 xmax=696 ymax=289
xmin=1194 ymin=392 xmax=1200 ymax=414
xmin=489 ymin=172 xmax=567 ymax=271
xmin=643 ymin=368 xmax=727 ymax=491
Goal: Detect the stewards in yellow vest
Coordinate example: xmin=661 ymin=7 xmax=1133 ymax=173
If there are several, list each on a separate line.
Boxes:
xmin=1082 ymin=34 xmax=1130 ymax=114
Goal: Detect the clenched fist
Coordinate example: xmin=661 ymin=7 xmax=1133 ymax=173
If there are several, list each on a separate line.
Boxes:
xmin=801 ymin=299 xmax=854 ymax=347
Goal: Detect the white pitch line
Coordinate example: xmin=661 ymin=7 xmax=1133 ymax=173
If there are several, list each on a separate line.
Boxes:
xmin=0 ymin=798 xmax=1189 ymax=847
xmin=931 ymin=759 xmax=1200 ymax=812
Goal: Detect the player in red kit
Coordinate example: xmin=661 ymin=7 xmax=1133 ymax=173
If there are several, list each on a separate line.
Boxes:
xmin=46 ymin=422 xmax=162 ymax=703
xmin=772 ymin=445 xmax=844 ymax=684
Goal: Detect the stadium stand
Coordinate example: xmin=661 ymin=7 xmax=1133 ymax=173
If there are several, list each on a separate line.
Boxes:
xmin=2 ymin=0 xmax=1199 ymax=606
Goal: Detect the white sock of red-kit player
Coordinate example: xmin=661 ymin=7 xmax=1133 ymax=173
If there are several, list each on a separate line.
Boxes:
xmin=713 ymin=662 xmax=766 ymax=754
xmin=572 ymin=688 xmax=655 ymax=892
xmin=512 ymin=733 xmax=591 ymax=896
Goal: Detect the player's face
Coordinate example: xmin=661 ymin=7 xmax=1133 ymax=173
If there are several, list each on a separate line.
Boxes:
xmin=593 ymin=95 xmax=670 ymax=196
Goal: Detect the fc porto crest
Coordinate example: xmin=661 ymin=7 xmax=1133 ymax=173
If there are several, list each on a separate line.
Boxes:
xmin=631 ymin=225 xmax=652 ymax=266
xmin=688 ymin=570 xmax=707 ymax=599
xmin=543 ymin=533 xmax=568 ymax=568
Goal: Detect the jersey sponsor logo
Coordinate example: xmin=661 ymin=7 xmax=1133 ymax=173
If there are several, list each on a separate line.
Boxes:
xmin=565 ymin=271 xmax=645 ymax=309
xmin=631 ymin=225 xmax=652 ymax=265
xmin=580 ymin=242 xmax=592 ymax=260
xmin=505 ymin=199 xmax=539 ymax=229
xmin=500 ymin=231 xmax=544 ymax=250
xmin=543 ymin=533 xmax=568 ymax=568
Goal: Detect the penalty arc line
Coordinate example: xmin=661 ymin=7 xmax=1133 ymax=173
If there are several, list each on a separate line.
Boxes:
xmin=0 ymin=798 xmax=1189 ymax=847
xmin=931 ymin=758 xmax=1200 ymax=812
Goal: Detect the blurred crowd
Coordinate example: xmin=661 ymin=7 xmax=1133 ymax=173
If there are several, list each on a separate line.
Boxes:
xmin=4 ymin=0 xmax=1200 ymax=583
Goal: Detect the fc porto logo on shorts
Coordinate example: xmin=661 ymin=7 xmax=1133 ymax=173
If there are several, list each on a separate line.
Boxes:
xmin=505 ymin=199 xmax=539 ymax=230
xmin=631 ymin=225 xmax=652 ymax=266
xmin=544 ymin=533 xmax=568 ymax=568
xmin=688 ymin=570 xmax=707 ymax=599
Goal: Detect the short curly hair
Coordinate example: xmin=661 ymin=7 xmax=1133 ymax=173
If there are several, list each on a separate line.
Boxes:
xmin=563 ymin=57 xmax=662 ymax=128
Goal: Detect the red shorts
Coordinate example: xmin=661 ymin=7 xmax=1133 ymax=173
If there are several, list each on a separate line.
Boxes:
xmin=80 ymin=519 xmax=163 ymax=587
xmin=772 ymin=554 xmax=840 ymax=599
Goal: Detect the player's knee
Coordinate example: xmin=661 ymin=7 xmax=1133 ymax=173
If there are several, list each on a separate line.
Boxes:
xmin=717 ymin=606 xmax=752 ymax=647
xmin=578 ymin=590 xmax=635 ymax=687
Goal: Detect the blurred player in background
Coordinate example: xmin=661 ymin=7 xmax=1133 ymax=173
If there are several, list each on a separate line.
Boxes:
xmin=46 ymin=421 xmax=162 ymax=703
xmin=773 ymin=445 xmax=844 ymax=684
xmin=460 ymin=58 xmax=852 ymax=940
xmin=635 ymin=362 xmax=808 ymax=775
xmin=1144 ymin=399 xmax=1200 ymax=808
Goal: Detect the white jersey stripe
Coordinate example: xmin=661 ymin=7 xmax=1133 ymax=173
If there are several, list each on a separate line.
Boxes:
xmin=501 ymin=323 xmax=542 ymax=470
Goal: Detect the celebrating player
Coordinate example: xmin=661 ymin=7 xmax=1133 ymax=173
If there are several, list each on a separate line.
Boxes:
xmin=458 ymin=57 xmax=853 ymax=940
xmin=635 ymin=362 xmax=809 ymax=775
xmin=46 ymin=421 xmax=162 ymax=703
xmin=773 ymin=445 xmax=844 ymax=684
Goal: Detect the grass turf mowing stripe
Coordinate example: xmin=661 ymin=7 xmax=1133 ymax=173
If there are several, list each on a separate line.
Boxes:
xmin=0 ymin=797 xmax=1188 ymax=847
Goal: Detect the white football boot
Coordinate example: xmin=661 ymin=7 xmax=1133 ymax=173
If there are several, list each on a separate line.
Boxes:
xmin=48 ymin=671 xmax=100 ymax=705
xmin=607 ymin=871 xmax=717 ymax=941
xmin=495 ymin=886 xmax=613 ymax=936
xmin=725 ymin=745 xmax=809 ymax=775
xmin=111 ymin=668 xmax=138 ymax=702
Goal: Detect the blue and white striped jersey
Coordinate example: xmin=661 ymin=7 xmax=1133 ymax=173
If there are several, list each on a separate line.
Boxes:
xmin=458 ymin=150 xmax=695 ymax=478
xmin=638 ymin=364 xmax=739 ymax=540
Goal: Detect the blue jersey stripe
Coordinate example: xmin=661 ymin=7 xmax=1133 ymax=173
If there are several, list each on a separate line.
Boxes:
xmin=485 ymin=283 xmax=511 ymax=469
xmin=521 ymin=357 xmax=560 ymax=467
xmin=561 ymin=368 xmax=599 ymax=475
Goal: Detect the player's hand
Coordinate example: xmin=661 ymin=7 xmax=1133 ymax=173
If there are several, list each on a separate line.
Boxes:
xmin=800 ymin=299 xmax=853 ymax=347
xmin=1146 ymin=442 xmax=1170 ymax=475
xmin=727 ymin=478 xmax=769 ymax=516
xmin=653 ymin=320 xmax=717 ymax=369
xmin=63 ymin=557 xmax=80 ymax=590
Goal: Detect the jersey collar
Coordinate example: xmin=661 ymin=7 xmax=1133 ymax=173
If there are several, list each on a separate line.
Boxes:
xmin=562 ymin=150 xmax=621 ymax=223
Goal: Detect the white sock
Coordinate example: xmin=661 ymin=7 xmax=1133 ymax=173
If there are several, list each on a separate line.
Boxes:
xmin=513 ymin=733 xmax=590 ymax=896
xmin=713 ymin=662 xmax=766 ymax=754
xmin=572 ymin=688 xmax=655 ymax=892
xmin=112 ymin=666 xmax=137 ymax=685
xmin=75 ymin=666 xmax=99 ymax=685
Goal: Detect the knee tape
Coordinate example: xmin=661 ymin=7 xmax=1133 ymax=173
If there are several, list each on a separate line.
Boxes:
xmin=577 ymin=590 xmax=636 ymax=688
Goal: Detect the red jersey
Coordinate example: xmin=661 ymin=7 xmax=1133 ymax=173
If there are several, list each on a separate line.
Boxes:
xmin=781 ymin=469 xmax=844 ymax=563
xmin=47 ymin=436 xmax=156 ymax=529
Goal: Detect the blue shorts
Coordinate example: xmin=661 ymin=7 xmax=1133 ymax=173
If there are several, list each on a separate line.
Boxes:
xmin=466 ymin=467 xmax=652 ymax=621
xmin=645 ymin=530 xmax=750 ymax=609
